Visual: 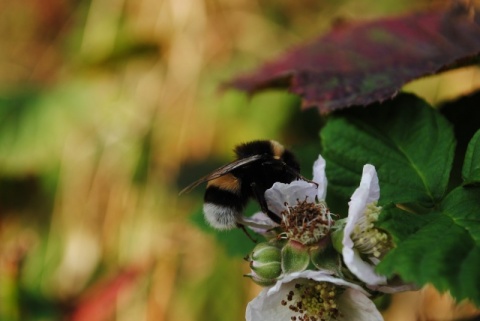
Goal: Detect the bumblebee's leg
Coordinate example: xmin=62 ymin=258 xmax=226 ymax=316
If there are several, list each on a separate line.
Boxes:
xmin=250 ymin=182 xmax=281 ymax=224
xmin=237 ymin=223 xmax=257 ymax=243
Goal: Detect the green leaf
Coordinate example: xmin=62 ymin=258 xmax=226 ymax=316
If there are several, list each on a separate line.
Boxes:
xmin=321 ymin=93 xmax=455 ymax=213
xmin=440 ymin=90 xmax=480 ymax=189
xmin=376 ymin=204 xmax=437 ymax=244
xmin=462 ymin=129 xmax=480 ymax=185
xmin=377 ymin=187 xmax=480 ymax=306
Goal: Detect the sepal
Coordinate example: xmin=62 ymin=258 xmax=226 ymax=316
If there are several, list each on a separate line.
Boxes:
xmin=281 ymin=241 xmax=310 ymax=274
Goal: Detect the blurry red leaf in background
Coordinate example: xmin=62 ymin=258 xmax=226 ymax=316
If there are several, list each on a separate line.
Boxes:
xmin=227 ymin=2 xmax=480 ymax=113
xmin=69 ymin=266 xmax=144 ymax=321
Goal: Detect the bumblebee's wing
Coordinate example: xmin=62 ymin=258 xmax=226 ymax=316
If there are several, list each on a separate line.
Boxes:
xmin=179 ymin=154 xmax=265 ymax=195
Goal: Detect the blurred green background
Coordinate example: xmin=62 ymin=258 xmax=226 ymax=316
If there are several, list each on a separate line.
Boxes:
xmin=1 ymin=0 xmax=480 ymax=320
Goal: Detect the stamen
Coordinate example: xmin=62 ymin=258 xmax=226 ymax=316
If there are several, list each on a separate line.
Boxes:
xmin=280 ymin=198 xmax=333 ymax=245
xmin=280 ymin=280 xmax=342 ymax=321
xmin=351 ymin=202 xmax=392 ymax=258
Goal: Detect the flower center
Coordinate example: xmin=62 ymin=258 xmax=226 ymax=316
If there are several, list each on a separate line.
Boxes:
xmin=280 ymin=199 xmax=333 ymax=245
xmin=281 ymin=280 xmax=341 ymax=321
xmin=351 ymin=202 xmax=392 ymax=259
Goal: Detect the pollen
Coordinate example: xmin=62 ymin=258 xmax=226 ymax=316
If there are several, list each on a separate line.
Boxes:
xmin=280 ymin=280 xmax=342 ymax=321
xmin=351 ymin=202 xmax=392 ymax=258
xmin=280 ymin=198 xmax=333 ymax=245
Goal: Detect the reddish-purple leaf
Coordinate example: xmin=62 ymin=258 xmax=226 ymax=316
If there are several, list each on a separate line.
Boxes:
xmin=69 ymin=266 xmax=143 ymax=321
xmin=227 ymin=3 xmax=480 ymax=113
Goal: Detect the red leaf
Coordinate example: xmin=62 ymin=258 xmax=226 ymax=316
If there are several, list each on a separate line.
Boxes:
xmin=227 ymin=3 xmax=480 ymax=113
xmin=69 ymin=266 xmax=143 ymax=321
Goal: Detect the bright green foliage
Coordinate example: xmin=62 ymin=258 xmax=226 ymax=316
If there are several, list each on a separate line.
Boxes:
xmin=462 ymin=129 xmax=480 ymax=185
xmin=321 ymin=93 xmax=480 ymax=306
xmin=376 ymin=205 xmax=436 ymax=244
xmin=377 ymin=187 xmax=480 ymax=306
xmin=321 ymin=93 xmax=455 ymax=213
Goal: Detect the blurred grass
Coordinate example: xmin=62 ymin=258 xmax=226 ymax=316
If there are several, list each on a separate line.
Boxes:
xmin=1 ymin=1 xmax=479 ymax=321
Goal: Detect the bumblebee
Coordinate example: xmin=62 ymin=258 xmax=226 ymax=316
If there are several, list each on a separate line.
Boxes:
xmin=181 ymin=140 xmax=306 ymax=232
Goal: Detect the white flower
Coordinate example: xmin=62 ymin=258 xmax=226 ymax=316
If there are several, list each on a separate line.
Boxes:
xmin=246 ymin=270 xmax=383 ymax=321
xmin=263 ymin=156 xmax=333 ymax=245
xmin=247 ymin=155 xmax=330 ymax=238
xmin=342 ymin=164 xmax=390 ymax=286
xmin=266 ymin=155 xmax=328 ymax=216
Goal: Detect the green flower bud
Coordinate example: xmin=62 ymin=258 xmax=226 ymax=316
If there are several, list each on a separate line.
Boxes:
xmin=250 ymin=261 xmax=282 ymax=281
xmin=244 ymin=272 xmax=277 ymax=287
xmin=250 ymin=242 xmax=282 ymax=263
xmin=247 ymin=242 xmax=282 ymax=285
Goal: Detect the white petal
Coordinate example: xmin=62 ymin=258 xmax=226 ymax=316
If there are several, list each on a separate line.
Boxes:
xmin=247 ymin=270 xmax=377 ymax=321
xmin=265 ymin=181 xmax=317 ymax=215
xmin=241 ymin=212 xmax=278 ymax=235
xmin=312 ymin=155 xmax=328 ymax=200
xmin=342 ymin=245 xmax=387 ymax=285
xmin=267 ymin=270 xmax=367 ymax=297
xmin=345 ymin=165 xmax=380 ymax=238
xmin=246 ymin=284 xmax=297 ymax=321
xmin=358 ymin=164 xmax=380 ymax=205
xmin=337 ymin=288 xmax=384 ymax=321
xmin=343 ymin=164 xmax=385 ymax=285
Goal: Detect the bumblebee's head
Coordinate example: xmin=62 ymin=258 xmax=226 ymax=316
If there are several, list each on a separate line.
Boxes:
xmin=279 ymin=147 xmax=300 ymax=173
xmin=272 ymin=140 xmax=301 ymax=173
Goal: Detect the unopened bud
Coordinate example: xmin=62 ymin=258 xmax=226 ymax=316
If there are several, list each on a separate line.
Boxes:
xmin=247 ymin=242 xmax=282 ymax=285
xmin=244 ymin=271 xmax=277 ymax=287
xmin=249 ymin=242 xmax=281 ymax=263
